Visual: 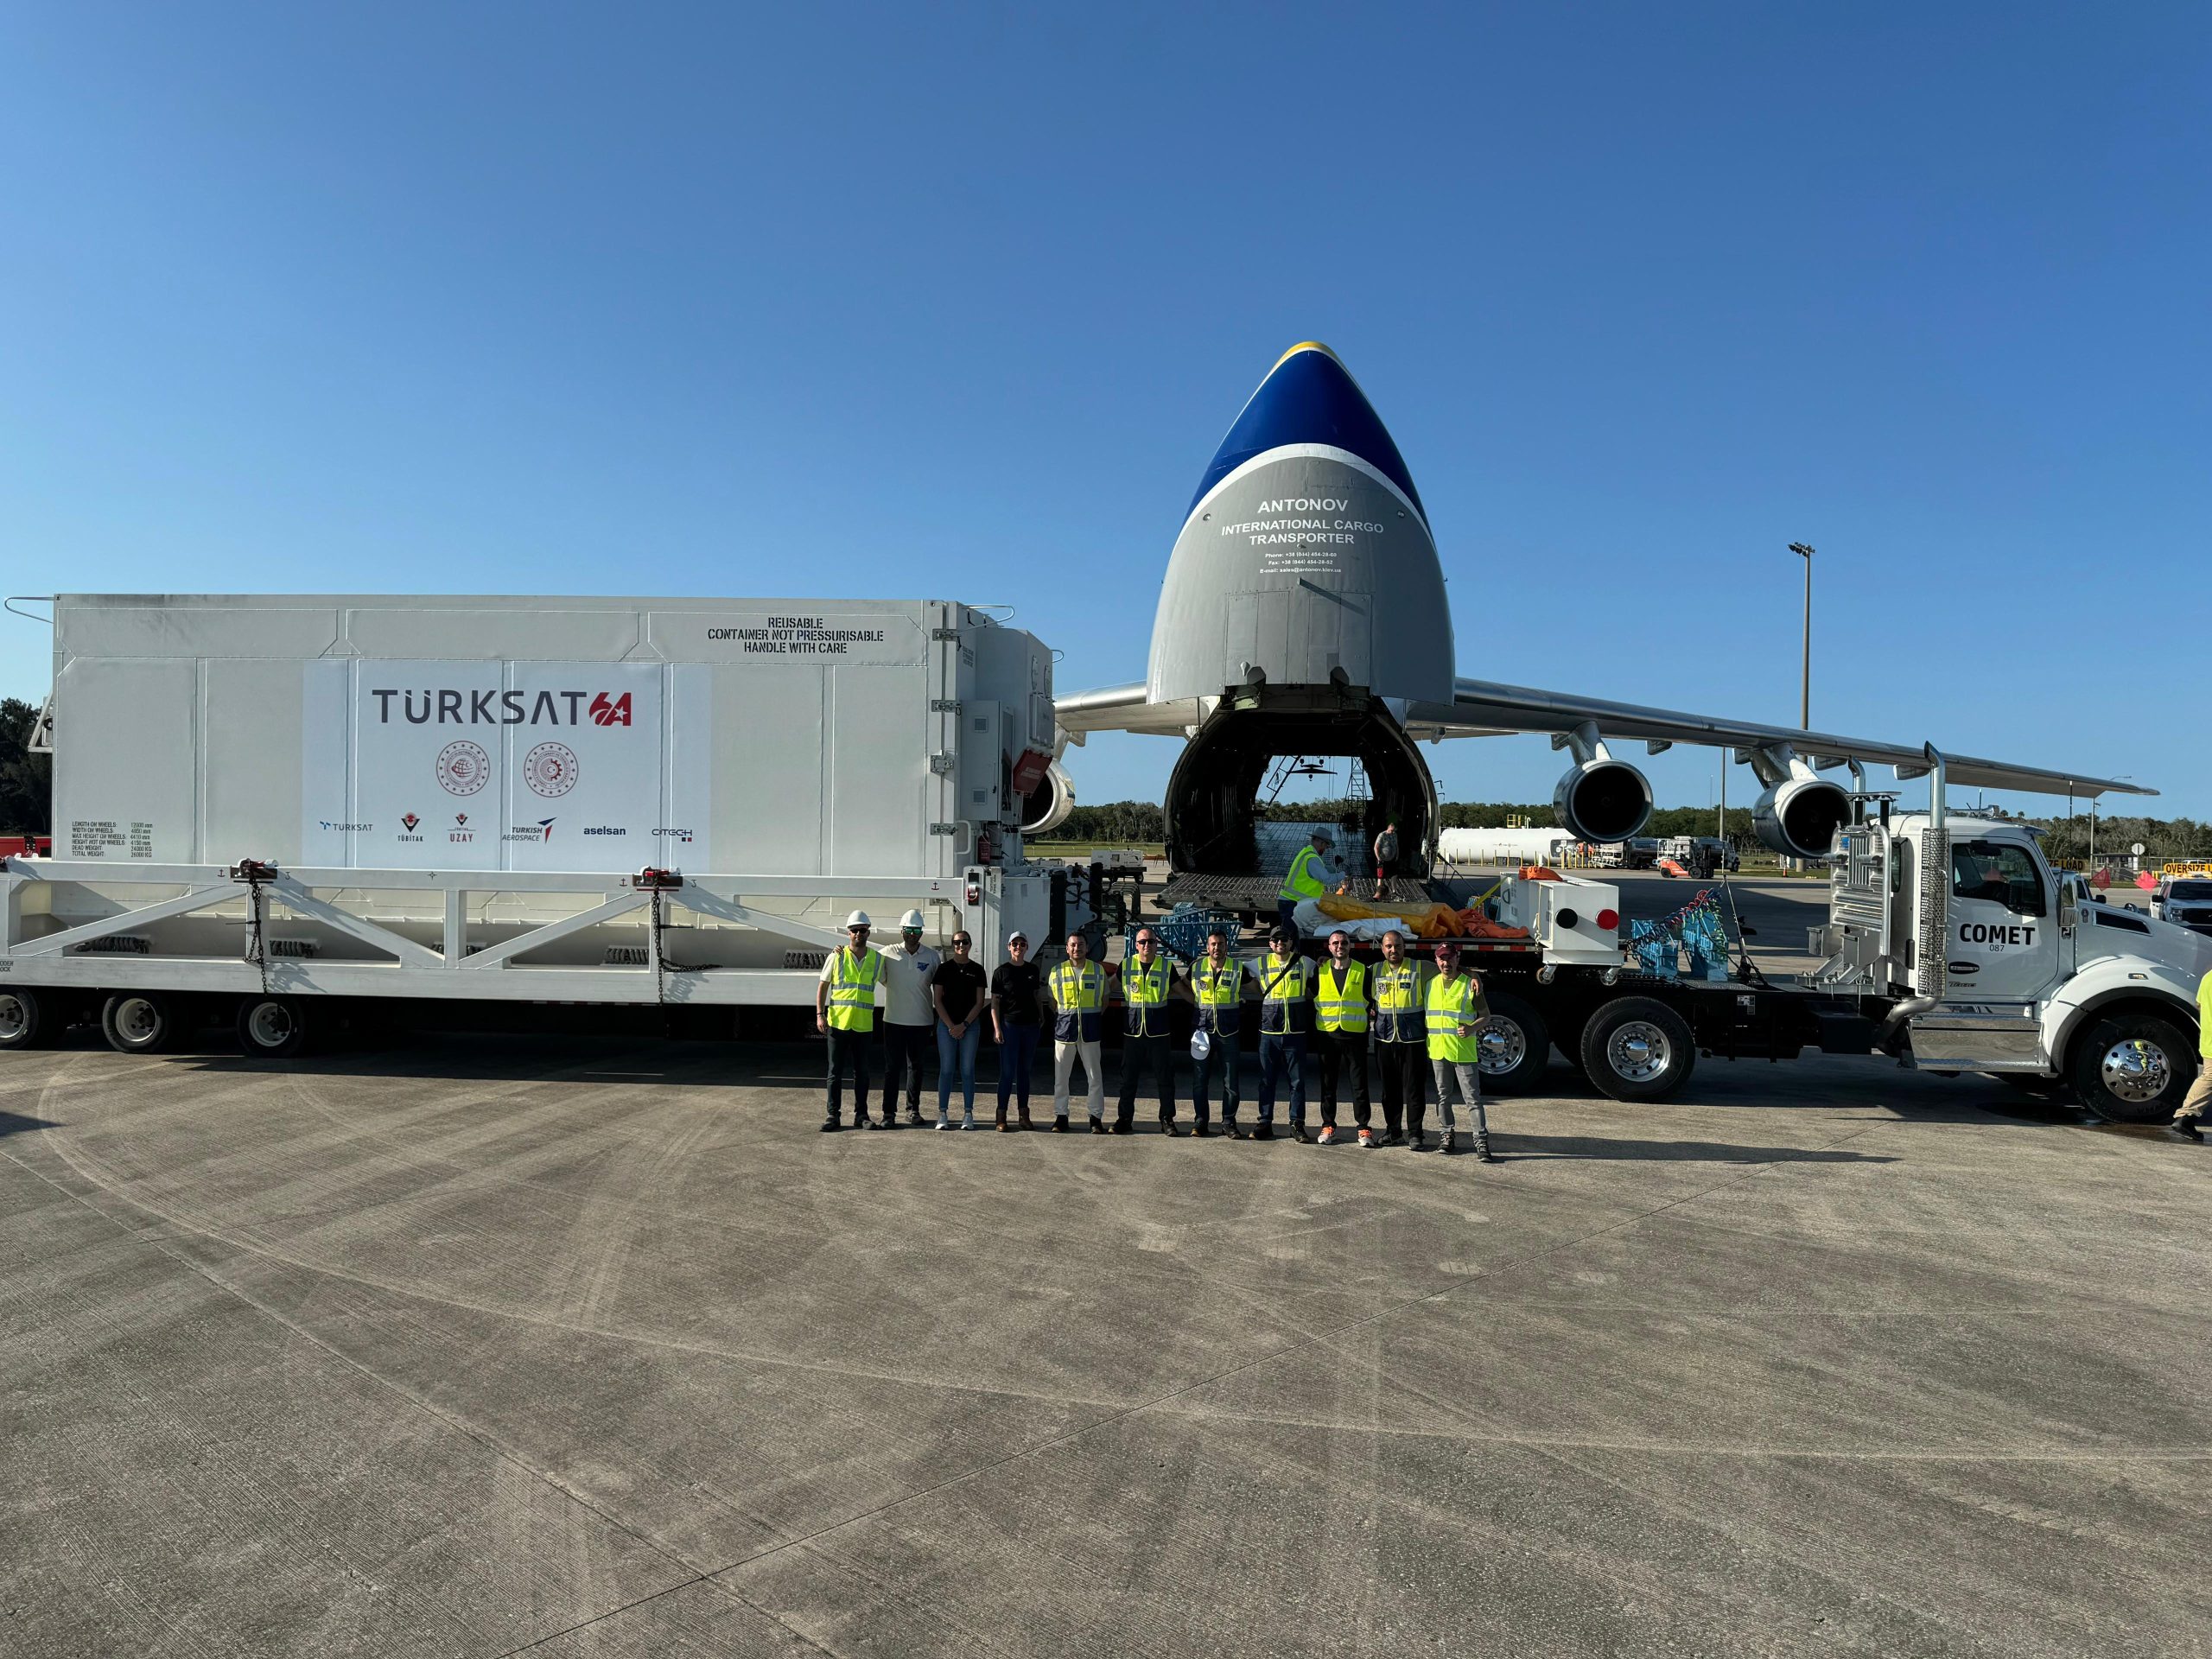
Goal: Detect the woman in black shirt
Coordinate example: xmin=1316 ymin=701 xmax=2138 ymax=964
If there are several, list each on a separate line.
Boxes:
xmin=930 ymin=933 xmax=990 ymax=1128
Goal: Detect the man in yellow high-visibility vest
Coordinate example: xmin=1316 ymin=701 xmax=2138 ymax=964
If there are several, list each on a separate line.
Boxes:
xmin=2168 ymin=965 xmax=2212 ymax=1142
xmin=1424 ymin=941 xmax=1496 ymax=1162
xmin=1276 ymin=830 xmax=1333 ymax=938
xmin=1313 ymin=928 xmax=1372 ymax=1146
xmin=815 ymin=911 xmax=883 ymax=1131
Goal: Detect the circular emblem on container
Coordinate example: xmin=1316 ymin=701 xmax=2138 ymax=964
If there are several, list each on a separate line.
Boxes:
xmin=523 ymin=741 xmax=580 ymax=798
xmin=435 ymin=740 xmax=491 ymax=797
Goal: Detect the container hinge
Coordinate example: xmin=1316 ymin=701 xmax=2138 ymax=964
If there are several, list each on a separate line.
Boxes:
xmin=929 ymin=823 xmax=961 ymax=836
xmin=931 ymin=626 xmax=962 ymax=642
xmin=929 ymin=753 xmax=957 ymax=776
xmin=929 ymin=698 xmax=962 ymax=714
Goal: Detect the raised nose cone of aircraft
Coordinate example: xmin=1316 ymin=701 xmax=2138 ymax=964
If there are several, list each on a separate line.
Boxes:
xmin=1147 ymin=342 xmax=1454 ymax=707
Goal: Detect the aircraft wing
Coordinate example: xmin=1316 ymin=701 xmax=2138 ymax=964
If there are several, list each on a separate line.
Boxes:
xmin=1053 ymin=682 xmax=1210 ymax=741
xmin=1400 ymin=677 xmax=2154 ymax=800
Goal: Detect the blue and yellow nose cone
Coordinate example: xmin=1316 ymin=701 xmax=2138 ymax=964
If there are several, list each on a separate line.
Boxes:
xmin=1186 ymin=342 xmax=1426 ymax=524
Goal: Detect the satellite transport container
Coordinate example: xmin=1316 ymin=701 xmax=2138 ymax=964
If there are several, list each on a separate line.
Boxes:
xmin=2 ymin=594 xmax=1056 ymax=1053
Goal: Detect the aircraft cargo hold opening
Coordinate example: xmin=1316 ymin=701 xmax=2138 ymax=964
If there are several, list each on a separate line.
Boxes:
xmin=1162 ymin=688 xmax=1437 ymax=882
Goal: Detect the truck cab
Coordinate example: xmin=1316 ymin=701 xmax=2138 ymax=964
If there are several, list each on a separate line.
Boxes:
xmin=1822 ymin=811 xmax=2209 ymax=1121
xmin=2152 ymin=874 xmax=2212 ymax=937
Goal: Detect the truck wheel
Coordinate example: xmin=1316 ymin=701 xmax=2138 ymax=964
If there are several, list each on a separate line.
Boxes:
xmin=2069 ymin=1013 xmax=2192 ymax=1124
xmin=0 ymin=988 xmax=59 ymax=1050
xmin=102 ymin=992 xmax=181 ymax=1055
xmin=236 ymin=995 xmax=311 ymax=1059
xmin=1476 ymin=992 xmax=1550 ymax=1095
xmin=1580 ymin=997 xmax=1697 ymax=1102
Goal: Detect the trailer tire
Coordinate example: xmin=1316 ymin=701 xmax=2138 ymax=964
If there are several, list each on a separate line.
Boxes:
xmin=0 ymin=987 xmax=60 ymax=1049
xmin=1475 ymin=992 xmax=1550 ymax=1095
xmin=102 ymin=992 xmax=181 ymax=1055
xmin=1580 ymin=997 xmax=1697 ymax=1102
xmin=2068 ymin=1013 xmax=2192 ymax=1124
xmin=236 ymin=995 xmax=311 ymax=1059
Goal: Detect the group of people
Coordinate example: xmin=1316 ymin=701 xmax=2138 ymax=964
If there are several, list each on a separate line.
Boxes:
xmin=813 ymin=908 xmax=1498 ymax=1161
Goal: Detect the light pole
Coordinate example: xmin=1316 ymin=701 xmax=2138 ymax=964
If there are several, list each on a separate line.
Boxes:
xmin=1788 ymin=543 xmax=1815 ymax=728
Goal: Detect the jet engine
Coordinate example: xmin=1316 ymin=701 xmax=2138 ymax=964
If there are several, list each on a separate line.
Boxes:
xmin=1548 ymin=723 xmax=1652 ymax=844
xmin=1020 ymin=760 xmax=1076 ymax=838
xmin=1751 ymin=776 xmax=1850 ymax=861
xmin=1553 ymin=759 xmax=1654 ymax=844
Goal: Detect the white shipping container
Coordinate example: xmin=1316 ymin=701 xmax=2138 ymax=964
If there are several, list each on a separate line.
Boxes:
xmin=51 ymin=594 xmax=1054 ymax=880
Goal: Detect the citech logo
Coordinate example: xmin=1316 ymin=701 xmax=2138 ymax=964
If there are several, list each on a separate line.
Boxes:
xmin=588 ymin=692 xmax=632 ymax=727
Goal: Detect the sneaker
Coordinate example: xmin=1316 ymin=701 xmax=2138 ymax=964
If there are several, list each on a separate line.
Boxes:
xmin=1161 ymin=1121 xmax=1181 ymax=1136
xmin=1293 ymin=1127 xmax=1313 ymax=1145
xmin=906 ymin=1107 xmax=925 ymax=1126
xmin=820 ymin=1119 xmax=842 ymax=1133
xmin=863 ymin=1116 xmax=883 ymax=1131
xmin=1090 ymin=1119 xmax=1108 ymax=1135
xmin=2169 ymin=1118 xmax=2204 ymax=1142
xmin=961 ymin=1116 xmax=977 ymax=1130
xmin=1052 ymin=1116 xmax=1068 ymax=1133
xmin=1317 ymin=1126 xmax=1338 ymax=1146
xmin=1191 ymin=1122 xmax=1210 ymax=1139
xmin=1254 ymin=1123 xmax=1274 ymax=1141
xmin=1475 ymin=1140 xmax=1497 ymax=1164
xmin=880 ymin=1116 xmax=899 ymax=1131
xmin=1405 ymin=1132 xmax=1425 ymax=1151
xmin=1438 ymin=1137 xmax=1459 ymax=1156
xmin=935 ymin=1116 xmax=952 ymax=1130
xmin=1357 ymin=1129 xmax=1375 ymax=1148
xmin=1112 ymin=1122 xmax=1133 ymax=1135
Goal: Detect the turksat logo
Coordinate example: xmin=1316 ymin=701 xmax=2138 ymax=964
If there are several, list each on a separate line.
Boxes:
xmin=369 ymin=689 xmax=635 ymax=727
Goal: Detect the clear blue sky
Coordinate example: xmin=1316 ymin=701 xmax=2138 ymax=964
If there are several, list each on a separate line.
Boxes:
xmin=5 ymin=5 xmax=2206 ymax=819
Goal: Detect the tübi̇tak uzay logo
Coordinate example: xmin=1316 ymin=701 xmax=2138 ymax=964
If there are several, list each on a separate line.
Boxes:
xmin=371 ymin=689 xmax=635 ymax=727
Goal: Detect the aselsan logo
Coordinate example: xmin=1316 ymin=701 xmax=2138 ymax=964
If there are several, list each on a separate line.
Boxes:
xmin=582 ymin=826 xmax=627 ymax=836
xmin=370 ymin=689 xmax=638 ymax=728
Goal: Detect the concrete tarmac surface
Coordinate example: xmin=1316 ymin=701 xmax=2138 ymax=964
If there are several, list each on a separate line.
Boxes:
xmin=3 ymin=1025 xmax=2209 ymax=1657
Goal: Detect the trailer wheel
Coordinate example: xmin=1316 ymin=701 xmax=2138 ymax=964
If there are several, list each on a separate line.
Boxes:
xmin=1580 ymin=997 xmax=1697 ymax=1102
xmin=0 ymin=988 xmax=60 ymax=1049
xmin=1475 ymin=992 xmax=1550 ymax=1095
xmin=236 ymin=995 xmax=311 ymax=1059
xmin=101 ymin=992 xmax=181 ymax=1055
xmin=2069 ymin=1013 xmax=2192 ymax=1124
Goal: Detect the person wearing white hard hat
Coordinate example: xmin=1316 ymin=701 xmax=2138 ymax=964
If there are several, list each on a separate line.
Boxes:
xmin=876 ymin=908 xmax=941 ymax=1128
xmin=815 ymin=912 xmax=882 ymax=1130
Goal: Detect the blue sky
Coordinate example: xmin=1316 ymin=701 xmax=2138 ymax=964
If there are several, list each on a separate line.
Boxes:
xmin=4 ymin=4 xmax=2206 ymax=818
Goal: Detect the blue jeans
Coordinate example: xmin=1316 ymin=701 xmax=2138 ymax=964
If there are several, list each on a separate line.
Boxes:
xmin=937 ymin=1020 xmax=981 ymax=1116
xmin=996 ymin=1022 xmax=1040 ymax=1115
xmin=1191 ymin=1030 xmax=1241 ymax=1123
xmin=1257 ymin=1032 xmax=1307 ymax=1127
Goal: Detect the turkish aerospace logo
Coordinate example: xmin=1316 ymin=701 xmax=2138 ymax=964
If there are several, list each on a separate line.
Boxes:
xmin=372 ymin=689 xmax=637 ymax=727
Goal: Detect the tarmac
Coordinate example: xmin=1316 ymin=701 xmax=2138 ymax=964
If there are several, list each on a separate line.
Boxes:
xmin=3 ymin=876 xmax=2209 ymax=1657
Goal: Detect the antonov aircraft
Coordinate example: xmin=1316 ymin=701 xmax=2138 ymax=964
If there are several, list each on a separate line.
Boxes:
xmin=1033 ymin=341 xmax=2147 ymax=887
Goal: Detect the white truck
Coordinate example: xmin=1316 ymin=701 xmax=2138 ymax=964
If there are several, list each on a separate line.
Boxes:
xmin=0 ymin=593 xmax=1059 ymax=1054
xmin=1335 ymin=753 xmax=2206 ymax=1122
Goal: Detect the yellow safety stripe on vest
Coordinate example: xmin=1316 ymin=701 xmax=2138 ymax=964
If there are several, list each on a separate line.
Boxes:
xmin=1051 ymin=962 xmax=1103 ymax=1010
xmin=1314 ymin=961 xmax=1369 ymax=1032
xmin=1124 ymin=960 xmax=1171 ymax=1005
xmin=1373 ymin=963 xmax=1422 ymax=1008
xmin=1195 ymin=961 xmax=1244 ymax=1004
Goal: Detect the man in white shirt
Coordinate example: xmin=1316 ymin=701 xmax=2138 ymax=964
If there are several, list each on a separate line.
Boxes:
xmin=877 ymin=908 xmax=942 ymax=1128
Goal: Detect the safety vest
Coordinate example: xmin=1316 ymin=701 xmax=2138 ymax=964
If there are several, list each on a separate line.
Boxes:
xmin=1425 ymin=973 xmax=1486 ymax=1063
xmin=824 ymin=947 xmax=882 ymax=1033
xmin=2198 ymin=968 xmax=2212 ymax=1059
xmin=1373 ymin=961 xmax=1426 ymax=1044
xmin=1193 ymin=958 xmax=1244 ymax=1035
xmin=1278 ymin=844 xmax=1329 ymax=903
xmin=1050 ymin=960 xmax=1104 ymax=1043
xmin=1122 ymin=957 xmax=1173 ymax=1038
xmin=1258 ymin=955 xmax=1312 ymax=1036
xmin=1314 ymin=960 xmax=1370 ymax=1034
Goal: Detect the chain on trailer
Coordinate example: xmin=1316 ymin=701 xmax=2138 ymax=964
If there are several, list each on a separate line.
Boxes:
xmin=232 ymin=859 xmax=279 ymax=995
xmin=634 ymin=868 xmax=691 ymax=1004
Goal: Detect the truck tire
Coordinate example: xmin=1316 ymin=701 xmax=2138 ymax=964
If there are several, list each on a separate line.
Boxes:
xmin=1580 ymin=996 xmax=1697 ymax=1103
xmin=236 ymin=995 xmax=311 ymax=1059
xmin=2068 ymin=1012 xmax=2193 ymax=1124
xmin=0 ymin=987 xmax=59 ymax=1050
xmin=101 ymin=992 xmax=181 ymax=1055
xmin=1475 ymin=992 xmax=1549 ymax=1095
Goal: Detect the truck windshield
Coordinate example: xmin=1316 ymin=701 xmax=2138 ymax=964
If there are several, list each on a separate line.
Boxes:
xmin=2169 ymin=880 xmax=2212 ymax=901
xmin=1950 ymin=840 xmax=2044 ymax=915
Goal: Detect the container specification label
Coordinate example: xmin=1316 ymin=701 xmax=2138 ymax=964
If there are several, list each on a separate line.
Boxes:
xmin=690 ymin=613 xmax=924 ymax=666
xmin=67 ymin=820 xmax=154 ymax=858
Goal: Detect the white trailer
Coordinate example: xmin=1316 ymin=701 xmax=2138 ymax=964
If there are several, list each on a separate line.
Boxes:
xmin=1 ymin=594 xmax=1058 ymax=1053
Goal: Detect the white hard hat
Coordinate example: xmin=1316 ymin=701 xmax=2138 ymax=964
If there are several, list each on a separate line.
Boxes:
xmin=899 ymin=908 xmax=926 ymax=931
xmin=845 ymin=910 xmax=872 ymax=928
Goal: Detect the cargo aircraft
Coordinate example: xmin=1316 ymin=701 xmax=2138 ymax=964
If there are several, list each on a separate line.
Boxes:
xmin=1030 ymin=341 xmax=2149 ymax=889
